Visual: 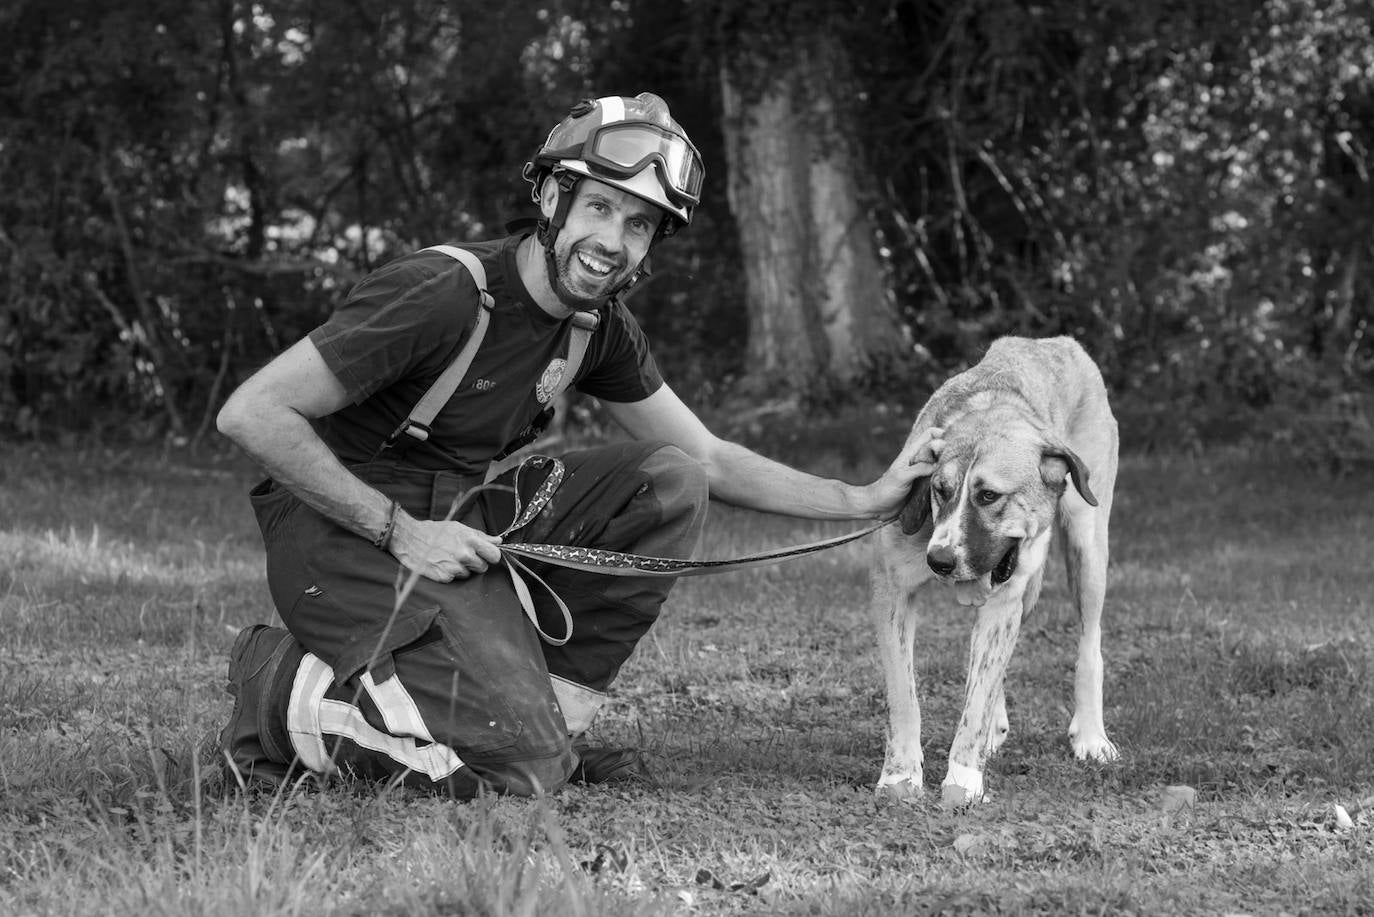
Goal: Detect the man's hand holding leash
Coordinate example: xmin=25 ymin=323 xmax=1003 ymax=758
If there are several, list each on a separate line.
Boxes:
xmin=390 ymin=514 xmax=503 ymax=583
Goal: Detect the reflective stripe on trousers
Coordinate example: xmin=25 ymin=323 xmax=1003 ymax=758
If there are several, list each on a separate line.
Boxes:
xmin=287 ymin=651 xmax=466 ymax=782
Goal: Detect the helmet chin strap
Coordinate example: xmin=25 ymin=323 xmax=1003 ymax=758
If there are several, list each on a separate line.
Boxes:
xmin=536 ymin=172 xmax=650 ymax=309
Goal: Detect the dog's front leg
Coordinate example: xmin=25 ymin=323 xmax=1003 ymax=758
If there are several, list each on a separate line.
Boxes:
xmin=869 ymin=544 xmax=926 ymax=799
xmin=942 ymin=593 xmax=1023 ymax=806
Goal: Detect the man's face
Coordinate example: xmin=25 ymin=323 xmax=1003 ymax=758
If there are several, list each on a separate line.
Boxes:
xmin=547 ymin=178 xmax=662 ymax=307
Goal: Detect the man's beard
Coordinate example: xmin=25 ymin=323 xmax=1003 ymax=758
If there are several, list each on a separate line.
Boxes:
xmin=551 ymin=242 xmax=632 ymax=309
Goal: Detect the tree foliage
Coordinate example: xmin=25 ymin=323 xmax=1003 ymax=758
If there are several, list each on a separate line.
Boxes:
xmin=2 ymin=0 xmax=1371 ymax=459
xmin=0 ymin=0 xmax=577 ymax=440
xmin=852 ymin=0 xmax=1374 ymax=452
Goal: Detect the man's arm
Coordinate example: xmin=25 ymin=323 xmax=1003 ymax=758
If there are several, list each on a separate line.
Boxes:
xmin=216 ymin=338 xmax=502 ymax=582
xmin=601 ymin=385 xmax=941 ymax=521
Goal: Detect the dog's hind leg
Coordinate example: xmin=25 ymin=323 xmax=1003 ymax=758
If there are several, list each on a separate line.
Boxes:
xmin=1061 ymin=494 xmax=1119 ymax=763
xmin=942 ymin=592 xmax=1023 ymax=806
xmin=869 ymin=536 xmax=927 ymax=799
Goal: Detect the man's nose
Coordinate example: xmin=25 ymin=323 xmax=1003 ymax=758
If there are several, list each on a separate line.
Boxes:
xmin=590 ymin=221 xmax=625 ymax=254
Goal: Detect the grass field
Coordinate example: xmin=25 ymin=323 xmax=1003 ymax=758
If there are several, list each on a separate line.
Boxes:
xmin=1 ymin=423 xmax=1372 ymax=916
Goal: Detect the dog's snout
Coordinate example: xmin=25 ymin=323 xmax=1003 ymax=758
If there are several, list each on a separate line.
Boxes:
xmin=927 ymin=546 xmax=956 ymax=576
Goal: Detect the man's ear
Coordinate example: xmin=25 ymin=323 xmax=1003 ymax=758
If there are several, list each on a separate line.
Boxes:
xmin=538 ymin=175 xmax=560 ymax=219
xmin=899 ymin=476 xmax=933 ymax=535
xmin=1040 ymin=441 xmax=1097 ymax=506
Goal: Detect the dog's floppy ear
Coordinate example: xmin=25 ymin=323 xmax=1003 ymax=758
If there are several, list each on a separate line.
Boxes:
xmin=898 ymin=476 xmax=933 ymax=535
xmin=1040 ymin=442 xmax=1098 ymax=507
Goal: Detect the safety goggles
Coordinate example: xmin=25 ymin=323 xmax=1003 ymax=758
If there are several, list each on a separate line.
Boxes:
xmin=569 ymin=122 xmax=704 ymax=207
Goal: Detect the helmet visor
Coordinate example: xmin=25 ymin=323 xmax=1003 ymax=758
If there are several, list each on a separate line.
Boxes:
xmin=581 ymin=123 xmax=704 ymax=207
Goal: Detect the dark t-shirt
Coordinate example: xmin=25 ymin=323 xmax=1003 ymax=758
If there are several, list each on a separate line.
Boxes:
xmin=308 ymin=234 xmax=663 ymax=473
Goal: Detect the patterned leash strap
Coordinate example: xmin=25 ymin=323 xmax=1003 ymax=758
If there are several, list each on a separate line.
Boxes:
xmin=490 ymin=455 xmax=896 ymax=645
xmin=502 ymin=522 xmax=893 ymax=577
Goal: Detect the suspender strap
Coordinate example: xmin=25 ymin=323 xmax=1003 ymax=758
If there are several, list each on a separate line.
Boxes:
xmin=382 ymin=245 xmax=495 ymax=450
xmin=556 ymin=310 xmax=600 ymax=402
xmin=381 ymin=244 xmax=600 ymax=455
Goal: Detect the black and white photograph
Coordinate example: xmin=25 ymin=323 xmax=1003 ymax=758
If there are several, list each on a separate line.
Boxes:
xmin=1 ymin=1 xmax=1371 ymax=914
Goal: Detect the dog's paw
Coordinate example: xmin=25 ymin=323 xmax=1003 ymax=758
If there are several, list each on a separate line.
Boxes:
xmin=875 ymin=774 xmax=924 ymax=801
xmin=940 ymin=782 xmax=983 ymax=809
xmin=1068 ymin=712 xmax=1120 ymax=762
xmin=940 ymin=763 xmax=985 ymax=808
xmin=1071 ymin=732 xmax=1120 ymax=762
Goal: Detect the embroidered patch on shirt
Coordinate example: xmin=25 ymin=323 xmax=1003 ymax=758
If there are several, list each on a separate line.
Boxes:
xmin=535 ymin=359 xmax=567 ymax=404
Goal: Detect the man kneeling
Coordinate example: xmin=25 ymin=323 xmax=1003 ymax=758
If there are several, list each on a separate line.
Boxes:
xmin=215 ymin=92 xmax=940 ymax=797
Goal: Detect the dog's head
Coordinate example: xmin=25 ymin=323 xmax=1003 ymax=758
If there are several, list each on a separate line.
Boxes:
xmin=898 ymin=412 xmax=1096 ymax=607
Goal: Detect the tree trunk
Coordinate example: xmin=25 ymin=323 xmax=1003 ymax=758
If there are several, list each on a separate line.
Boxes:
xmin=719 ymin=25 xmax=909 ymax=396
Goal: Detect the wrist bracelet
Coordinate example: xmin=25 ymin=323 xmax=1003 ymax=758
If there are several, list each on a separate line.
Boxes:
xmin=373 ymin=499 xmax=399 ymax=551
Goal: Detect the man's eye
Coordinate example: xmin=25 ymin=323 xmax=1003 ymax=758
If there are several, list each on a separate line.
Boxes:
xmin=976 ymin=489 xmax=1001 ymax=506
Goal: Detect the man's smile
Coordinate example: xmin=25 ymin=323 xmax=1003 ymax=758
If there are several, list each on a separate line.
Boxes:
xmin=575 ymin=249 xmax=619 ymax=277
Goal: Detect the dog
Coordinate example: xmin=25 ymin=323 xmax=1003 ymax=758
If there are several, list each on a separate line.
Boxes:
xmin=868 ymin=336 xmax=1119 ymax=806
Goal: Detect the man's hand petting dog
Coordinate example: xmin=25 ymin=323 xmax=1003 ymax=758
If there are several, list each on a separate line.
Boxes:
xmin=862 ymin=426 xmax=944 ymax=520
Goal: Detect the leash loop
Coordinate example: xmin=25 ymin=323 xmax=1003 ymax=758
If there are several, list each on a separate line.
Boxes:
xmin=497 ymin=455 xmax=564 ymax=537
xmin=502 ymin=552 xmax=574 ymax=646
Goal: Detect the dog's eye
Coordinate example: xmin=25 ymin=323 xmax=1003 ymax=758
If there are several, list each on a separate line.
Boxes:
xmin=976 ymin=489 xmax=1001 ymax=506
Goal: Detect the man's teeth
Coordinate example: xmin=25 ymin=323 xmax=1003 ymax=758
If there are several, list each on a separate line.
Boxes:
xmin=577 ymin=252 xmax=614 ymax=275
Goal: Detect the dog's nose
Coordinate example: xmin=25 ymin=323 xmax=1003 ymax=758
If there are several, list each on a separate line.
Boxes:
xmin=927 ymin=546 xmax=956 ymax=576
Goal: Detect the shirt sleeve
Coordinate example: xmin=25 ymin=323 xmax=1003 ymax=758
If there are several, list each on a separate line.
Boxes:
xmin=309 ymin=256 xmax=482 ymax=405
xmin=575 ymin=300 xmax=665 ymax=403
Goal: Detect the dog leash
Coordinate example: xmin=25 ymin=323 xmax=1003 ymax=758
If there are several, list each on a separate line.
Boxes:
xmin=487 ymin=455 xmax=896 ymax=645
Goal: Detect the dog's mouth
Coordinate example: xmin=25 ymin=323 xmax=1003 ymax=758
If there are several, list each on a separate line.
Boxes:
xmin=946 ymin=540 xmax=1023 ymax=607
xmin=991 ymin=540 xmax=1021 ymax=585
